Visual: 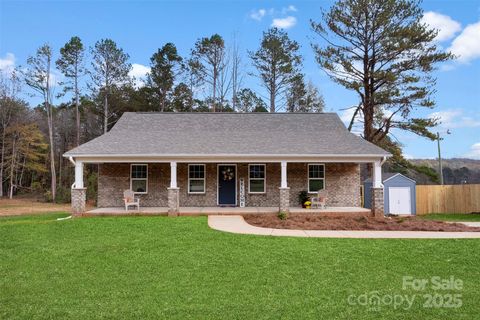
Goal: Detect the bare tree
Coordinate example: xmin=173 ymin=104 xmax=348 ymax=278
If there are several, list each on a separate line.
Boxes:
xmin=22 ymin=44 xmax=57 ymax=201
xmin=230 ymin=33 xmax=243 ymax=111
xmin=216 ymin=51 xmax=231 ymax=111
xmin=0 ymin=71 xmax=20 ymax=197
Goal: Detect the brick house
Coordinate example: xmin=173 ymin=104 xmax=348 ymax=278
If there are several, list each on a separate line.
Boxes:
xmin=64 ymin=112 xmax=389 ymax=216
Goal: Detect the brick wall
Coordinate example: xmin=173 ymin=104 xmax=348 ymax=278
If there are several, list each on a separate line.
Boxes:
xmin=98 ymin=163 xmax=169 ymax=207
xmin=98 ymin=162 xmax=361 ymax=208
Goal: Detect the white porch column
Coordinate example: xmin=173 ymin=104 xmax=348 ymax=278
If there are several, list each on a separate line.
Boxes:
xmin=170 ymin=161 xmax=177 ymax=188
xmin=75 ymin=160 xmax=84 ymax=188
xmin=372 ymin=160 xmax=382 ymax=188
xmin=71 ymin=159 xmax=86 ymax=215
xmin=168 ymin=161 xmax=179 ymax=216
xmin=279 ymin=161 xmax=289 ymax=213
xmin=371 ymin=160 xmax=384 ymax=218
xmin=281 ymin=161 xmax=288 ymax=188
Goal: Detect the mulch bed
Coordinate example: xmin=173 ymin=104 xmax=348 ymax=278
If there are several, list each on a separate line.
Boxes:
xmin=243 ymin=213 xmax=480 ymax=232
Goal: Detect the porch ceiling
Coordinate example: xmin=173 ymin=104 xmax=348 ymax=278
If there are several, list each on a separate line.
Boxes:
xmin=66 ymin=154 xmax=387 ymax=164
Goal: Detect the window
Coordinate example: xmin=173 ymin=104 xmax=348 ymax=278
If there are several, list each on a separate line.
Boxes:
xmin=249 ymin=164 xmax=266 ymax=193
xmin=308 ymin=164 xmax=325 ymax=193
xmin=189 ymin=164 xmax=205 ymax=193
xmin=131 ymin=164 xmax=148 ymax=194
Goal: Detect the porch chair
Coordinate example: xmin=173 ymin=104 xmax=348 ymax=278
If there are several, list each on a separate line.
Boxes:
xmin=123 ymin=189 xmax=140 ymax=211
xmin=311 ymin=190 xmax=327 ymax=209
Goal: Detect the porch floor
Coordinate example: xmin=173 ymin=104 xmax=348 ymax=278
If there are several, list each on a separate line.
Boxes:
xmin=85 ymin=206 xmax=371 ymax=216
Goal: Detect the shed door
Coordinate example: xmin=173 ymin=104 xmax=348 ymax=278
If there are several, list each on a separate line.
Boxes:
xmin=388 ymin=187 xmax=411 ymax=215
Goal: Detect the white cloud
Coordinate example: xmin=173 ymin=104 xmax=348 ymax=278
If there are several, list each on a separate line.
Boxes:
xmin=464 ymin=142 xmax=480 ymax=159
xmin=129 ymin=63 xmax=150 ymax=88
xmin=282 ymin=5 xmax=297 ymax=14
xmin=448 ymin=21 xmax=480 ymax=63
xmin=271 ymin=16 xmax=297 ymax=29
xmin=429 ymin=109 xmax=480 ymax=129
xmin=250 ymin=9 xmax=266 ymax=21
xmin=421 ymin=11 xmax=461 ymax=42
xmin=0 ymin=53 xmax=15 ymax=74
xmin=49 ymin=72 xmax=62 ymax=88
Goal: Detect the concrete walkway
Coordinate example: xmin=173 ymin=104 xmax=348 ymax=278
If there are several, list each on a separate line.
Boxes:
xmin=208 ymin=215 xmax=480 ymax=239
xmin=456 ymin=222 xmax=480 ymax=227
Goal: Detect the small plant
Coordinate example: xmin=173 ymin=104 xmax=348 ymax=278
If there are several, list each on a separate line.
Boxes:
xmin=304 ymin=200 xmax=312 ymax=209
xmin=298 ymin=191 xmax=310 ymax=208
xmin=43 ymin=190 xmax=53 ymax=202
xmin=278 ymin=211 xmax=288 ymax=220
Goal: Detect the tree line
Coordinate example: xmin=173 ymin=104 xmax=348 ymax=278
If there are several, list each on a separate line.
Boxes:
xmin=0 ymin=0 xmax=452 ymax=201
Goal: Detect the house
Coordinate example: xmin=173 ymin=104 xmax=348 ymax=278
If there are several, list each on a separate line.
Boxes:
xmin=364 ymin=173 xmax=416 ymax=215
xmin=64 ymin=112 xmax=390 ymax=216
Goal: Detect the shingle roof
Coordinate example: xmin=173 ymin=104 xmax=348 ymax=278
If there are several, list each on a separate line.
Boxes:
xmin=64 ymin=112 xmax=390 ymax=157
xmin=364 ymin=172 xmax=398 ymax=183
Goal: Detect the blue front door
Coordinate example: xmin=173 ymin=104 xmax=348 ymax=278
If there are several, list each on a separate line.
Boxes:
xmin=218 ymin=165 xmax=236 ymax=206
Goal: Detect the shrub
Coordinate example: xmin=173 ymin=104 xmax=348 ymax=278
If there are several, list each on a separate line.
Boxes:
xmin=31 ymin=181 xmax=44 ymax=194
xmin=55 ymin=186 xmax=71 ymax=204
xmin=278 ymin=211 xmax=288 ymax=220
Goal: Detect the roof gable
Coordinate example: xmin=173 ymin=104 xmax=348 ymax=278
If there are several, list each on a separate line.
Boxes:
xmin=383 ymin=173 xmax=416 ymax=184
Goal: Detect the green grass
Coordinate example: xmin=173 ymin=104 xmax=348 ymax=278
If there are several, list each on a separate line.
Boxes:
xmin=1 ymin=213 xmax=479 ymax=319
xmin=419 ymin=213 xmax=480 ymax=222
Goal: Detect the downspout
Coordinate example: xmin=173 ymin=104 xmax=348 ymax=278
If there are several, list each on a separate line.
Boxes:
xmin=381 ymin=156 xmax=387 ymax=165
xmin=57 ymin=156 xmax=77 ymax=221
xmin=68 ymin=157 xmax=76 ymax=189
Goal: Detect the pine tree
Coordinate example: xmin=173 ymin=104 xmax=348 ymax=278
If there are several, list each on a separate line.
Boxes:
xmin=249 ymin=28 xmax=302 ymax=112
xmin=311 ymin=0 xmax=453 ymax=144
xmin=56 ymin=36 xmax=85 ymax=146
xmin=90 ymin=39 xmax=131 ymax=133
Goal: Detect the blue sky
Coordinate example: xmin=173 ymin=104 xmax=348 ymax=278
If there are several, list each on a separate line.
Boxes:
xmin=1 ymin=0 xmax=479 ymax=159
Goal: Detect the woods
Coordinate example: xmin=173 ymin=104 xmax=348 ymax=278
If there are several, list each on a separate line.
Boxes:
xmin=0 ymin=0 xmax=453 ymax=202
xmin=0 ymin=29 xmax=325 ymax=202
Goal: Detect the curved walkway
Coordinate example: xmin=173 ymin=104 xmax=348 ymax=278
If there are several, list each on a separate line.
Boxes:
xmin=208 ymin=215 xmax=480 ymax=239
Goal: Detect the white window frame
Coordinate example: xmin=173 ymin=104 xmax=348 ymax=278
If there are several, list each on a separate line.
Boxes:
xmin=188 ymin=164 xmax=206 ymax=194
xmin=308 ymin=163 xmax=325 ymax=194
xmin=248 ymin=164 xmax=266 ymax=194
xmin=130 ymin=164 xmax=148 ymax=194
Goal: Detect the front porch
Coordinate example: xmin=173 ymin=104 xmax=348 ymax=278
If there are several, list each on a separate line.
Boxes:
xmin=86 ymin=206 xmax=371 ymax=216
xmin=70 ymin=159 xmax=385 ymax=217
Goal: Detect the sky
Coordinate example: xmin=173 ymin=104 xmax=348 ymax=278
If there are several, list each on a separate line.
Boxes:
xmin=0 ymin=0 xmax=479 ymax=160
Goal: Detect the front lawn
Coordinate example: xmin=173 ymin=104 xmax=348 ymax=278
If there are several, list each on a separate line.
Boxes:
xmin=419 ymin=213 xmax=480 ymax=222
xmin=1 ymin=213 xmax=479 ymax=319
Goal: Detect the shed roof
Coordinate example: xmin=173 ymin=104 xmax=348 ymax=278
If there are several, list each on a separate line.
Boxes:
xmin=64 ymin=112 xmax=390 ymax=158
xmin=365 ymin=172 xmax=416 ymax=184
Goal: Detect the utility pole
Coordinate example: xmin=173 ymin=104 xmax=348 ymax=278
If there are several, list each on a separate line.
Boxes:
xmin=436 ymin=130 xmax=451 ymax=185
xmin=437 ymin=132 xmax=443 ymax=185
